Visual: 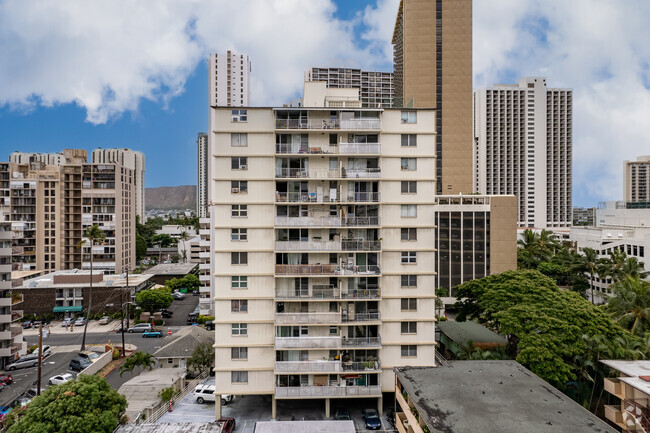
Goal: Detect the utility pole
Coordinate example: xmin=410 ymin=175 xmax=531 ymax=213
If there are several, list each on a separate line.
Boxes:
xmin=125 ymin=268 xmax=130 ymax=331
xmin=36 ymin=323 xmax=43 ymax=395
xmin=121 ymin=291 xmax=126 ymax=358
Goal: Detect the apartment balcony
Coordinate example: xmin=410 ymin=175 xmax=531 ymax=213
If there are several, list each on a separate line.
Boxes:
xmin=11 ymin=310 xmax=23 ymax=322
xmin=275 ymin=385 xmax=381 ymax=399
xmin=0 ymin=297 xmax=11 ymax=308
xmin=604 ymin=377 xmax=623 ymax=399
xmin=10 ymin=326 xmax=21 ymax=338
xmin=275 ymin=143 xmax=381 ymax=155
xmin=199 ymin=263 xmax=210 ymax=271
xmin=199 ymin=274 xmax=210 ymax=282
xmin=199 ymin=251 xmax=210 ymax=259
xmin=0 ymin=347 xmax=10 ymax=358
xmin=275 ymin=192 xmax=380 ymax=204
xmin=0 ymin=314 xmax=12 ymax=324
xmin=341 ymin=311 xmax=380 ymax=323
xmin=274 ymin=216 xmax=380 ymax=228
xmin=275 ymin=359 xmax=381 ymax=374
xmin=274 ymin=240 xmax=381 ymax=252
xmin=275 ymin=336 xmax=342 ymax=349
xmin=275 ymin=287 xmax=380 ymax=300
xmin=274 ymin=168 xmax=382 ymax=179
xmin=275 ymin=312 xmax=341 ymax=325
xmin=274 ymin=118 xmax=381 ymax=131
xmin=342 ymin=336 xmax=381 ymax=348
xmin=275 ymin=264 xmax=380 ymax=276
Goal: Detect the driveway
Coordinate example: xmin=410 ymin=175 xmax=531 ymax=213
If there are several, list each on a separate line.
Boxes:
xmin=164 ymin=295 xmax=199 ymax=326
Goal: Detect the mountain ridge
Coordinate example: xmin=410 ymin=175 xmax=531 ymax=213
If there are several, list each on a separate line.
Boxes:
xmin=146 ymin=185 xmax=196 ymax=210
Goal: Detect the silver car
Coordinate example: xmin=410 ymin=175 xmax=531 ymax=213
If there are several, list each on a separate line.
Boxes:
xmin=6 ymin=355 xmax=39 ymax=371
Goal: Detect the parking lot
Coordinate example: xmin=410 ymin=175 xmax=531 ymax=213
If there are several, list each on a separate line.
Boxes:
xmin=158 ymin=378 xmax=396 ymax=432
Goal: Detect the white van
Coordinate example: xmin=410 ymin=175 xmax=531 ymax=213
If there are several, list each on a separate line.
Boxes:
xmin=192 ymin=384 xmax=234 ymax=405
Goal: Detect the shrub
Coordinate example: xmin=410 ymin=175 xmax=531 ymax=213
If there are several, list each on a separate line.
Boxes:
xmin=112 ymin=349 xmax=120 ymax=360
xmin=197 ymin=315 xmax=215 ymax=325
xmin=28 ymin=345 xmax=38 ymax=353
xmin=153 ymin=319 xmax=163 ymax=326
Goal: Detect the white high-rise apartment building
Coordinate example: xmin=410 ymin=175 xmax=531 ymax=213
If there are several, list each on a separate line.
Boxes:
xmin=209 ymin=51 xmax=251 ymax=107
xmin=305 ymin=68 xmax=394 ymax=108
xmin=92 ymin=148 xmax=146 ymax=222
xmin=473 ymin=77 xmax=573 ymax=228
xmin=10 ymin=152 xmax=65 ymax=166
xmin=197 ymin=132 xmax=209 ymax=218
xmin=624 ymin=156 xmax=650 ymax=203
xmin=209 ymin=82 xmax=437 ymax=417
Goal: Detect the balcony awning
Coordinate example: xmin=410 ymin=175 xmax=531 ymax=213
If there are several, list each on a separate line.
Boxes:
xmin=53 ymin=306 xmax=83 ymax=313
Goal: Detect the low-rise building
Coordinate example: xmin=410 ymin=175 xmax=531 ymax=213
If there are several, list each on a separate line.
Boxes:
xmin=13 ymin=270 xmax=152 ymax=317
xmin=143 ymin=263 xmax=198 ymax=286
xmin=601 ymin=360 xmax=650 ymax=432
xmin=118 ymin=368 xmax=185 ymax=423
xmin=573 ymin=206 xmax=596 ymax=226
xmin=394 ymin=362 xmax=615 ymax=433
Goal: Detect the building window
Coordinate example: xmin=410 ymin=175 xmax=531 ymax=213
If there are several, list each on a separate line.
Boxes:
xmin=401 ymin=158 xmax=417 ymax=170
xmin=231 ymin=347 xmax=248 ymax=360
xmin=401 ymin=251 xmax=417 ymax=264
xmin=401 ymin=228 xmax=417 ymax=241
xmin=231 ymin=252 xmax=248 ymax=265
xmin=231 ymin=109 xmax=248 ymax=122
xmin=401 ymin=275 xmax=417 ymax=287
xmin=401 ymin=134 xmax=417 ymax=147
xmin=401 ymin=111 xmax=417 ymax=124
xmin=401 ymin=345 xmax=417 ymax=357
xmin=231 ymin=181 xmax=247 ymax=193
xmin=232 ymin=157 xmax=248 ymax=170
xmin=401 ymin=181 xmax=417 ymax=194
xmin=232 ymin=205 xmax=247 ymax=217
xmin=231 ymin=133 xmax=248 ymax=147
xmin=401 ymin=204 xmax=417 ymax=217
xmin=231 ymin=323 xmax=248 ymax=335
xmin=231 ymin=371 xmax=248 ymax=383
xmin=231 ymin=300 xmax=248 ymax=312
xmin=401 ymin=322 xmax=417 ymax=334
xmin=232 ymin=276 xmax=248 ymax=289
xmin=231 ymin=228 xmax=248 ymax=241
xmin=401 ymin=298 xmax=417 ymax=311
xmin=167 ymin=358 xmax=173 ymax=364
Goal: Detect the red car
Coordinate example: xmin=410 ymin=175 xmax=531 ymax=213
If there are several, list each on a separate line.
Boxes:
xmin=0 ymin=375 xmax=13 ymax=385
xmin=218 ymin=417 xmax=236 ymax=433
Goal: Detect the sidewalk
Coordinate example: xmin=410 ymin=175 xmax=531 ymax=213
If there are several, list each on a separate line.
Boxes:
xmin=22 ymin=320 xmax=120 ymax=337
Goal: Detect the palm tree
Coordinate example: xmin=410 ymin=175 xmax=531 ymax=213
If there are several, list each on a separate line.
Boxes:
xmin=606 ymin=276 xmax=650 ymax=336
xmin=620 ymin=256 xmax=648 ymax=280
xmin=76 ymin=224 xmax=106 ymax=351
xmin=536 ymin=229 xmax=559 ymax=262
xmin=600 ymin=249 xmax=628 ymax=283
xmin=119 ymin=351 xmax=156 ymax=377
xmin=573 ymin=248 xmax=601 ymax=304
xmin=517 ymin=229 xmax=540 ymax=269
xmin=178 ymin=230 xmax=191 ymax=263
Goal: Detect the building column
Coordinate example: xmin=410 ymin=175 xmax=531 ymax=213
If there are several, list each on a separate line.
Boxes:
xmin=377 ymin=395 xmax=383 ymax=416
xmin=272 ymin=395 xmax=277 ymax=420
xmin=215 ymin=396 xmax=222 ymax=419
xmin=325 ymin=398 xmax=330 ymax=418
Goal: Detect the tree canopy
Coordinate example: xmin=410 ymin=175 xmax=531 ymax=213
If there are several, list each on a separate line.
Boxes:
xmin=606 ymin=276 xmax=650 ymax=335
xmin=135 ymin=289 xmax=173 ymax=312
xmin=7 ymin=375 xmax=126 ymax=433
xmin=119 ymin=351 xmax=155 ymax=377
xmin=187 ymin=342 xmax=214 ymax=375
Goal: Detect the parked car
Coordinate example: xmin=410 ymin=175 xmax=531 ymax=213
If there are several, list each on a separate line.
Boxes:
xmin=0 ymin=375 xmax=13 ymax=385
xmin=69 ymin=357 xmax=92 ymax=372
xmin=127 ymin=324 xmax=152 ymax=333
xmin=362 ymin=408 xmax=382 ymax=430
xmin=11 ymin=397 xmax=30 ymax=408
xmin=78 ymin=351 xmax=100 ymax=363
xmin=187 ymin=314 xmax=198 ymax=325
xmin=193 ymin=384 xmax=233 ymax=405
xmin=192 ymin=290 xmax=199 ymax=296
xmin=335 ymin=408 xmax=351 ymax=421
xmin=31 ymin=345 xmax=51 ymax=358
xmin=6 ymin=355 xmax=39 ymax=371
xmin=98 ymin=316 xmax=112 ymax=325
xmin=61 ymin=318 xmax=74 ymax=327
xmin=158 ymin=309 xmax=173 ymax=318
xmin=21 ymin=320 xmax=33 ymax=329
xmin=48 ymin=373 xmax=74 ymax=386
xmin=204 ymin=321 xmax=214 ymax=331
xmin=171 ymin=292 xmax=185 ymax=300
xmin=74 ymin=317 xmax=86 ymax=326
xmin=217 ymin=417 xmax=236 ymax=433
xmin=142 ymin=330 xmax=163 ymax=338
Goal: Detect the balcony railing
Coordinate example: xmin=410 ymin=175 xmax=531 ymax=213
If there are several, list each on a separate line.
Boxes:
xmin=275 ymin=168 xmax=381 ymax=179
xmin=275 ymin=312 xmax=341 ymax=325
xmin=274 ymin=216 xmax=380 ymax=227
xmin=341 ymin=311 xmax=381 ymax=322
xmin=274 ymin=119 xmax=381 ymax=130
xmin=275 ymin=287 xmax=380 ymax=300
xmin=275 ymin=360 xmax=381 ymax=373
xmin=275 ymin=192 xmax=380 ymax=203
xmin=11 ymin=310 xmax=23 ymax=322
xmin=275 ymin=264 xmax=380 ymax=276
xmin=275 ymin=143 xmax=381 ymax=155
xmin=275 ymin=240 xmax=381 ymax=252
xmin=342 ymin=336 xmax=381 ymax=347
xmin=338 ymin=143 xmax=381 ymax=154
xmin=275 ymin=385 xmax=382 ymax=398
xmin=275 ymin=336 xmax=342 ymax=349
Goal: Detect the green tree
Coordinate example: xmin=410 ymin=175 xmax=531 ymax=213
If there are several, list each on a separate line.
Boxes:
xmin=517 ymin=229 xmax=540 ymax=269
xmin=76 ymin=224 xmax=106 ymax=351
xmin=7 ymin=375 xmax=126 ymax=432
xmin=573 ymin=248 xmax=602 ymax=304
xmin=178 ymin=230 xmax=191 ymax=263
xmin=606 ymin=276 xmax=650 ymax=335
xmin=187 ymin=342 xmax=214 ymax=375
xmin=151 ymin=233 xmax=176 ymax=248
xmin=136 ymin=234 xmax=147 ymax=260
xmin=182 ymin=274 xmax=200 ymax=291
xmin=136 ymin=289 xmax=173 ymax=313
xmin=119 ymin=352 xmax=156 ymax=377
xmin=158 ymin=386 xmax=176 ymax=403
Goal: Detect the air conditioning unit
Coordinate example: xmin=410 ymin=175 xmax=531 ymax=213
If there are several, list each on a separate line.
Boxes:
xmin=231 ymin=188 xmax=239 ymax=193
xmin=240 ymin=165 xmax=247 ymax=170
xmin=232 ymin=117 xmax=239 ymax=122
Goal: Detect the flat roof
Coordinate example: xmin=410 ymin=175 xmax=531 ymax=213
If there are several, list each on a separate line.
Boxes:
xmin=115 ymin=423 xmax=224 ymax=433
xmin=601 ymin=360 xmax=650 ymax=395
xmin=437 ymin=321 xmax=507 ymax=345
xmin=15 ymin=270 xmax=152 ymax=289
xmin=253 ymin=421 xmax=355 ymax=433
xmin=12 ymin=270 xmax=48 ymax=280
xmin=144 ymin=263 xmax=198 ymax=275
xmin=395 ymin=362 xmax=616 ymax=433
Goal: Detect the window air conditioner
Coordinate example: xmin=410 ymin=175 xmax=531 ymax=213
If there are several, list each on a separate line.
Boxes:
xmin=232 ymin=117 xmax=239 ymax=122
xmin=240 ymin=165 xmax=247 ymax=170
xmin=231 ymin=188 xmax=239 ymax=193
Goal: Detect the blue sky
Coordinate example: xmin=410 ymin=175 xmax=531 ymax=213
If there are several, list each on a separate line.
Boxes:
xmin=1 ymin=0 xmax=650 ymax=208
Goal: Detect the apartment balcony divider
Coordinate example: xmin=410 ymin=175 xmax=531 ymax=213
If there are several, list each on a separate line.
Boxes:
xmin=274 ymin=240 xmax=381 ymax=252
xmin=274 ymin=360 xmax=381 ymax=374
xmin=275 ymin=287 xmax=380 ymax=300
xmin=275 ymin=143 xmax=381 ymax=155
xmin=275 ymin=312 xmax=342 ymax=325
xmin=275 ymin=385 xmax=382 ymax=398
xmin=275 ymin=336 xmax=343 ymax=349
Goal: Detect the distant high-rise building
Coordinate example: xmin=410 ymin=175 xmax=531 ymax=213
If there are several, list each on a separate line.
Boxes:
xmin=197 ymin=132 xmax=209 ymax=219
xmin=624 ymin=156 xmax=650 ymax=203
xmin=1 ymin=149 xmax=137 ymax=273
xmin=392 ymin=0 xmax=473 ymax=195
xmin=10 ymin=152 xmax=65 ymax=166
xmin=305 ymin=67 xmax=394 ymax=108
xmin=573 ymin=207 xmax=595 ymax=226
xmin=91 ymin=148 xmax=146 ymax=221
xmin=473 ymin=77 xmax=573 ymax=228
xmin=209 ymin=51 xmax=251 ymax=107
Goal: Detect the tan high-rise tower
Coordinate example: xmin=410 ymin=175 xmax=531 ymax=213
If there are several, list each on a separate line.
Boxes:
xmin=392 ymin=0 xmax=473 ymax=194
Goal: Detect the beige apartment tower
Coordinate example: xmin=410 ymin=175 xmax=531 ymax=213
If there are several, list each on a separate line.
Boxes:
xmin=209 ymin=83 xmax=437 ymax=417
xmin=624 ymin=156 xmax=650 ymax=203
xmin=392 ymin=0 xmax=473 ymax=195
xmin=305 ymin=68 xmax=394 ymax=108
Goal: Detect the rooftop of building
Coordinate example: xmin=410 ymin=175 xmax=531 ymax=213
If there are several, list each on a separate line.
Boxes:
xmin=153 ymin=326 xmax=213 ymax=359
xmin=115 ymin=424 xmax=225 ymax=433
xmin=118 ymin=368 xmax=185 ymax=422
xmin=253 ymin=421 xmax=355 ymax=433
xmin=144 ymin=263 xmax=198 ymax=276
xmin=395 ymin=362 xmax=616 ymax=433
xmin=437 ymin=321 xmax=507 ymax=346
xmin=14 ymin=269 xmax=152 ymax=289
xmin=601 ymin=360 xmax=650 ymax=395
